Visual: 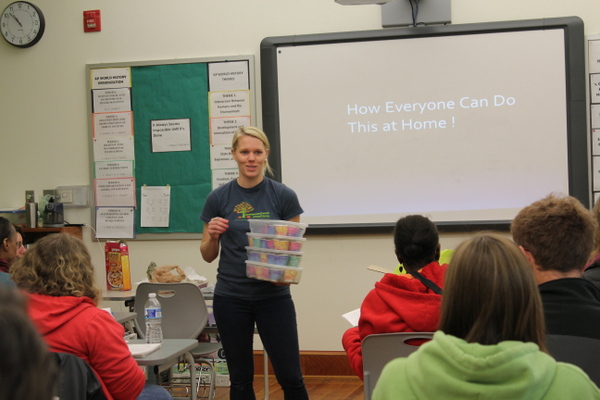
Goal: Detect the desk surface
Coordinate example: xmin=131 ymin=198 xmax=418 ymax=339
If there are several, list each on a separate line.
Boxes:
xmin=129 ymin=339 xmax=197 ymax=366
xmin=103 ymin=289 xmax=136 ymax=301
xmin=102 ymin=287 xmax=214 ymax=302
xmin=113 ymin=311 xmax=137 ymax=324
xmin=130 ymin=338 xmax=199 ymax=400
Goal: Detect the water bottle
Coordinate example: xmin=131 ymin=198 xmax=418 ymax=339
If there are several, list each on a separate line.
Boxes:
xmin=144 ymin=293 xmax=163 ymax=343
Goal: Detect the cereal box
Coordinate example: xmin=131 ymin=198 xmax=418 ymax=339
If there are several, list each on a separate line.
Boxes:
xmin=105 ymin=240 xmax=132 ymax=291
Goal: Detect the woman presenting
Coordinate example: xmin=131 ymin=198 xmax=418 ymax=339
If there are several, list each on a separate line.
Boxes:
xmin=200 ymin=126 xmax=308 ymax=400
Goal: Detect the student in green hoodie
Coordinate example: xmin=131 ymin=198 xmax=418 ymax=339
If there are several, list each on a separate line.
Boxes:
xmin=373 ymin=233 xmax=600 ymax=400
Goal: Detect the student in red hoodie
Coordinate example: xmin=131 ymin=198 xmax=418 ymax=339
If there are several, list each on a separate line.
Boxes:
xmin=342 ymin=215 xmax=447 ymax=379
xmin=11 ymin=233 xmax=172 ymax=400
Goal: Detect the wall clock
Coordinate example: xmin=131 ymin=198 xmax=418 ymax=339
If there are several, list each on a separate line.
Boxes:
xmin=1 ymin=1 xmax=45 ymax=48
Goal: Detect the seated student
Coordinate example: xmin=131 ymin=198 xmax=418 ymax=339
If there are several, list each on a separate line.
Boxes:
xmin=373 ymin=233 xmax=600 ymax=400
xmin=342 ymin=215 xmax=447 ymax=379
xmin=13 ymin=225 xmax=26 ymax=259
xmin=511 ymin=194 xmax=600 ymax=340
xmin=0 ymin=286 xmax=57 ymax=400
xmin=11 ymin=233 xmax=172 ymax=400
xmin=0 ymin=218 xmax=18 ymax=288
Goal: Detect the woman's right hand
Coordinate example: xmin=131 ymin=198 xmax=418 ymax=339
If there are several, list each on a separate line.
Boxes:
xmin=200 ymin=218 xmax=229 ymax=262
xmin=207 ymin=217 xmax=229 ymax=240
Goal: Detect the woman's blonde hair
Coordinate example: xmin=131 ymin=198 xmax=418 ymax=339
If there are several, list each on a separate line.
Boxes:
xmin=438 ymin=233 xmax=547 ymax=351
xmin=231 ymin=126 xmax=273 ymax=177
xmin=11 ymin=233 xmax=101 ymax=305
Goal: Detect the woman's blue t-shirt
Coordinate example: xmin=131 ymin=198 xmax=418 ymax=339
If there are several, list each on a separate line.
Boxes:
xmin=200 ymin=178 xmax=303 ymax=300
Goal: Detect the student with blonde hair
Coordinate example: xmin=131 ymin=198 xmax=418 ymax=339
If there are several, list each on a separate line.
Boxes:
xmin=11 ymin=233 xmax=172 ymax=400
xmin=373 ymin=233 xmax=600 ymax=400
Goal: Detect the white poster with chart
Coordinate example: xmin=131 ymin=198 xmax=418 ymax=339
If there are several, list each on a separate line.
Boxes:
xmin=141 ymin=186 xmax=171 ymax=227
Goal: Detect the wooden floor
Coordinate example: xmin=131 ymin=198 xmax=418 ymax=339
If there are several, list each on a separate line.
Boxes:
xmin=205 ymin=376 xmax=364 ymax=400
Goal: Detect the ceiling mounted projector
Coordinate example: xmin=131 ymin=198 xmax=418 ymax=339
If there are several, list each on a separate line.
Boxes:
xmin=335 ymin=0 xmax=396 ymax=5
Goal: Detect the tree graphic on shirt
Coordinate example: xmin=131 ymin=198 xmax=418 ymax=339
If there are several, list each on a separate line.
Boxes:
xmin=233 ymin=202 xmax=254 ymax=218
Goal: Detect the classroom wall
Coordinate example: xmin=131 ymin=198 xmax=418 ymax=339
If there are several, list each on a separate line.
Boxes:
xmin=1 ymin=0 xmax=599 ymax=351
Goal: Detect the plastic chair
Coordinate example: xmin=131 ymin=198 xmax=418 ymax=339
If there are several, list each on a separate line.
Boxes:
xmin=53 ymin=352 xmax=106 ymax=400
xmin=546 ymin=334 xmax=600 ymax=386
xmin=362 ymin=332 xmax=433 ymax=400
xmin=134 ymin=282 xmax=222 ymax=399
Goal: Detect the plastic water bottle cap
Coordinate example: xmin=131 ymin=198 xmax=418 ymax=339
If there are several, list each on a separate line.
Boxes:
xmin=149 ymin=293 xmax=156 ymax=298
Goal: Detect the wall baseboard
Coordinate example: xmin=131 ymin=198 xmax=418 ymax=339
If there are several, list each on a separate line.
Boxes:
xmin=254 ymin=350 xmax=356 ymax=377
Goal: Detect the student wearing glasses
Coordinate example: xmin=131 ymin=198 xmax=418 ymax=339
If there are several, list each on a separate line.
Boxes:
xmin=13 ymin=225 xmax=26 ymax=259
xmin=0 ymin=217 xmax=19 ymax=287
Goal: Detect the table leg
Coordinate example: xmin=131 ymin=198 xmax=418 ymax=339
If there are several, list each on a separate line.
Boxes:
xmin=125 ymin=299 xmax=135 ymax=312
xmin=263 ymin=349 xmax=269 ymax=400
xmin=183 ymin=352 xmax=198 ymax=400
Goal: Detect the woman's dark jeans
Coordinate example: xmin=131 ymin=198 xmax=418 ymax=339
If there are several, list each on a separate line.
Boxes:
xmin=213 ymin=294 xmax=308 ymax=400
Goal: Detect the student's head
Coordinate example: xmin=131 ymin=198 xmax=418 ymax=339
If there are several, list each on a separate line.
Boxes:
xmin=0 ymin=217 xmax=18 ymax=265
xmin=13 ymin=225 xmax=26 ymax=259
xmin=0 ymin=287 xmax=57 ymax=400
xmin=438 ymin=233 xmax=546 ymax=351
xmin=393 ymin=215 xmax=440 ymax=272
xmin=231 ymin=126 xmax=273 ymax=177
xmin=511 ymin=194 xmax=595 ymax=273
xmin=11 ymin=234 xmax=101 ymax=305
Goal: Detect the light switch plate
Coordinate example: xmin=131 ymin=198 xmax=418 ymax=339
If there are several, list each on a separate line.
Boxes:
xmin=56 ymin=186 xmax=90 ymax=208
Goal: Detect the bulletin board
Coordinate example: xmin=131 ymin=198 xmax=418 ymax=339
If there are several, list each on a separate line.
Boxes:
xmin=86 ymin=56 xmax=256 ymax=239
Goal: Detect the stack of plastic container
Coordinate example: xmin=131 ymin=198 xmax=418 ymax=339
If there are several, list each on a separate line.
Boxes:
xmin=245 ymin=219 xmax=308 ymax=284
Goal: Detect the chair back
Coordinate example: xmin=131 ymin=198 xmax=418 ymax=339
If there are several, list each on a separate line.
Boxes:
xmin=134 ymin=282 xmax=209 ymax=340
xmin=362 ymin=332 xmax=433 ymax=400
xmin=546 ymin=334 xmax=600 ymax=386
xmin=54 ymin=352 xmax=106 ymax=400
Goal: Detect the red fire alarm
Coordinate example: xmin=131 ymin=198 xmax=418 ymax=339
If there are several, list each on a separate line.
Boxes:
xmin=83 ymin=10 xmax=101 ymax=32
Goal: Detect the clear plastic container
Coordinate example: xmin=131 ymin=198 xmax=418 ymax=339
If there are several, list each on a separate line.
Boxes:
xmin=248 ymin=219 xmax=308 ymax=238
xmin=144 ymin=293 xmax=163 ymax=343
xmin=245 ymin=260 xmax=303 ymax=284
xmin=245 ymin=246 xmax=304 ymax=267
xmin=246 ymin=233 xmax=306 ymax=251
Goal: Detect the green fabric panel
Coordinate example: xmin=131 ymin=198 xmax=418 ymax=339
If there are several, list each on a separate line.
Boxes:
xmin=131 ymin=63 xmax=211 ymax=234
